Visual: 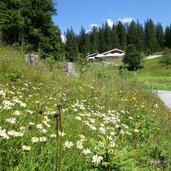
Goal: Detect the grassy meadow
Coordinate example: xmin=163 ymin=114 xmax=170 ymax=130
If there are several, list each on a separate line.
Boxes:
xmin=0 ymin=45 xmax=171 ymax=170
xmin=138 ymin=57 xmax=171 ymax=90
xmin=112 ymin=56 xmax=171 ymax=90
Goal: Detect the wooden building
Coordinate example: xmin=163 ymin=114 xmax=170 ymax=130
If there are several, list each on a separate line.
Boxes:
xmin=87 ymin=48 xmax=125 ymax=62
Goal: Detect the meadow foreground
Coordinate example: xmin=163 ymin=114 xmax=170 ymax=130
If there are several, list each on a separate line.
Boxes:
xmin=0 ymin=46 xmax=171 ymax=170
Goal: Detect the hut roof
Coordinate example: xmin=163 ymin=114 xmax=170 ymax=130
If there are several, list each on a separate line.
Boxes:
xmin=101 ymin=48 xmax=124 ymax=55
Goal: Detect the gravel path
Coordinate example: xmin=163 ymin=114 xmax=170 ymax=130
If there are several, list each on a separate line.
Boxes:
xmin=156 ymin=90 xmax=171 ymax=109
xmin=146 ymin=55 xmax=162 ymax=60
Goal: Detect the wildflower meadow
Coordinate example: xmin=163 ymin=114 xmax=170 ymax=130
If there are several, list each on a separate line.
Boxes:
xmin=0 ymin=46 xmax=171 ymax=170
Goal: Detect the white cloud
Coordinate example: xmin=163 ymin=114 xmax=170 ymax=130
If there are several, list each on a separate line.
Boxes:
xmin=106 ymin=18 xmax=135 ymax=26
xmin=106 ymin=19 xmax=114 ymax=27
xmin=61 ymin=34 xmax=66 ymax=43
xmin=90 ymin=24 xmax=99 ymax=28
xmin=86 ymin=29 xmax=92 ymax=34
xmin=87 ymin=17 xmax=135 ymax=34
xmin=118 ymin=17 xmax=134 ymax=24
xmin=86 ymin=24 xmax=98 ymax=33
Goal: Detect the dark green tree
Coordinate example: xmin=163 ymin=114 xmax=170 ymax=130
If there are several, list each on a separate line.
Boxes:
xmin=111 ymin=24 xmax=120 ymax=48
xmin=21 ymin=0 xmax=60 ymax=53
xmin=65 ymin=28 xmax=79 ymax=62
xmin=164 ymin=25 xmax=171 ymax=48
xmin=78 ymin=26 xmax=90 ymax=57
xmin=117 ymin=21 xmax=127 ymax=50
xmin=0 ymin=0 xmax=63 ymax=59
xmin=98 ymin=25 xmax=106 ymax=53
xmin=127 ymin=20 xmax=137 ymax=45
xmin=44 ymin=25 xmax=63 ymax=60
xmin=90 ymin=26 xmax=99 ymax=53
xmin=155 ymin=23 xmax=164 ymax=50
xmin=145 ymin=19 xmax=158 ymax=54
xmin=123 ymin=44 xmax=143 ymax=71
xmin=0 ymin=0 xmax=24 ymax=44
xmin=136 ymin=22 xmax=145 ymax=51
xmin=104 ymin=22 xmax=112 ymax=51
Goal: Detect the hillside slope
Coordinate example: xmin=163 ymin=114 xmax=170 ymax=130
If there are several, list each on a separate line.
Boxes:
xmin=0 ymin=45 xmax=170 ymax=170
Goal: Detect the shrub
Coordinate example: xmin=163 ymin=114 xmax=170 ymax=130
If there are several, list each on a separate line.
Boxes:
xmin=160 ymin=48 xmax=171 ymax=65
xmin=123 ymin=45 xmax=143 ymax=71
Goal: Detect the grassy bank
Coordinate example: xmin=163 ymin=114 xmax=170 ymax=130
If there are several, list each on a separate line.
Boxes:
xmin=0 ymin=45 xmax=171 ymax=170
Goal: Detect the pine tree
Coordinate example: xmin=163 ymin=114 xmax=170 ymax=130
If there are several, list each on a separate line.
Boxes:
xmin=78 ymin=26 xmax=90 ymax=57
xmin=0 ymin=0 xmax=24 ymax=43
xmin=111 ymin=25 xmax=120 ymax=48
xmin=155 ymin=23 xmax=164 ymax=50
xmin=136 ymin=22 xmax=145 ymax=51
xmin=90 ymin=26 xmax=99 ymax=53
xmin=145 ymin=19 xmax=158 ymax=54
xmin=46 ymin=25 xmax=64 ymax=60
xmin=164 ymin=25 xmax=171 ymax=48
xmin=0 ymin=0 xmax=63 ymax=59
xmin=104 ymin=22 xmax=112 ymax=51
xmin=117 ymin=21 xmax=127 ymax=50
xmin=21 ymin=0 xmax=58 ymax=51
xmin=98 ymin=25 xmax=106 ymax=53
xmin=65 ymin=28 xmax=79 ymax=62
xmin=127 ymin=20 xmax=137 ymax=45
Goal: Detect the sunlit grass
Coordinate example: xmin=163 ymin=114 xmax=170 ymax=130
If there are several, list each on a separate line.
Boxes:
xmin=0 ymin=45 xmax=171 ymax=170
xmin=138 ymin=58 xmax=171 ymax=90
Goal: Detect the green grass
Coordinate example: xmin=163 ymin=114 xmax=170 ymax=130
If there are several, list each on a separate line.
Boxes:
xmin=0 ymin=45 xmax=171 ymax=170
xmin=102 ymin=56 xmax=171 ymax=90
xmin=112 ymin=58 xmax=123 ymax=65
xmin=138 ymin=58 xmax=171 ymax=90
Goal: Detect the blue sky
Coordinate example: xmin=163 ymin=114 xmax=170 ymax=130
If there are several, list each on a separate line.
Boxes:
xmin=53 ymin=0 xmax=171 ymax=34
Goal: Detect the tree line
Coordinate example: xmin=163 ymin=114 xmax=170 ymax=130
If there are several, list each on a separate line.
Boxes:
xmin=65 ymin=19 xmax=171 ymax=61
xmin=0 ymin=0 xmax=171 ymax=61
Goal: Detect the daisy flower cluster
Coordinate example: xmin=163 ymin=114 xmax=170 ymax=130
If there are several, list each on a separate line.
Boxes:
xmin=62 ymin=99 xmax=158 ymax=167
xmin=0 ymin=81 xmax=160 ymax=169
xmin=0 ymin=82 xmax=59 ymax=151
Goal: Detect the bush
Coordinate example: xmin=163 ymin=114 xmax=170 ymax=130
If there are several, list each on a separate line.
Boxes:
xmin=123 ymin=45 xmax=143 ymax=71
xmin=160 ymin=48 xmax=171 ymax=65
